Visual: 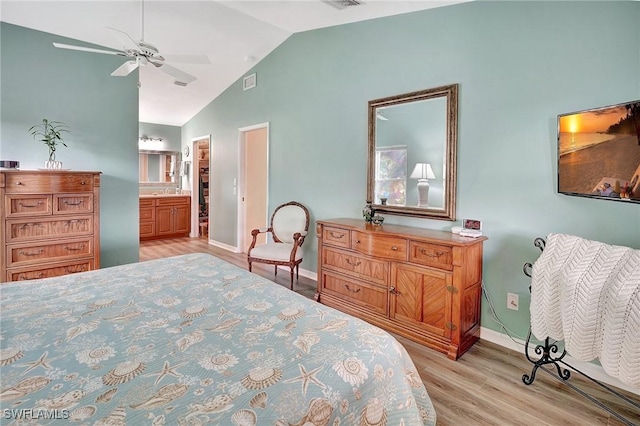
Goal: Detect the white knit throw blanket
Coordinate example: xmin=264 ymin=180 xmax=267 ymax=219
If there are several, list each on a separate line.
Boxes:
xmin=530 ymin=233 xmax=640 ymax=388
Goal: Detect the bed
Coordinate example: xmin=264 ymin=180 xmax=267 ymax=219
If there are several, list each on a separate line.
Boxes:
xmin=0 ymin=253 xmax=435 ymax=425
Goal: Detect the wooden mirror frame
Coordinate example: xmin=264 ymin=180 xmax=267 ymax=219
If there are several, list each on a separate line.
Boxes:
xmin=367 ymin=83 xmax=458 ymax=220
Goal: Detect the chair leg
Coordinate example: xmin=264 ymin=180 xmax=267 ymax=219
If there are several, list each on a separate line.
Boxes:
xmin=296 ymin=264 xmax=299 ymax=279
xmin=248 ymin=261 xmax=252 ymax=272
xmin=290 ymin=268 xmax=294 ymax=290
xmin=274 ymin=265 xmax=277 ymax=276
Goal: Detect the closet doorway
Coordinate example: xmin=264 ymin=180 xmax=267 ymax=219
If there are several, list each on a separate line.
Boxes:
xmin=191 ymin=135 xmax=210 ymax=238
xmin=237 ymin=123 xmax=269 ymax=253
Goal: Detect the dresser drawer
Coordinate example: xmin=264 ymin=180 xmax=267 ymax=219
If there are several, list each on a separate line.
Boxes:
xmin=321 ymin=271 xmax=387 ymax=315
xmin=5 ymin=173 xmax=94 ymax=193
xmin=140 ymin=206 xmax=155 ymax=222
xmin=7 ymin=238 xmax=93 ymax=267
xmin=322 ymin=246 xmax=387 ymax=286
xmin=323 ymin=226 xmax=350 ymax=248
xmin=6 ymin=216 xmax=93 ymax=243
xmin=140 ymin=222 xmax=156 ymax=238
xmin=6 ymin=259 xmax=94 ymax=282
xmin=54 ymin=194 xmax=94 ymax=214
xmin=409 ymin=241 xmax=453 ymax=271
xmin=5 ymin=195 xmax=52 ymax=217
xmin=140 ymin=199 xmax=155 ymax=208
xmin=156 ymin=196 xmax=190 ymax=206
xmin=352 ymin=231 xmax=407 ymax=261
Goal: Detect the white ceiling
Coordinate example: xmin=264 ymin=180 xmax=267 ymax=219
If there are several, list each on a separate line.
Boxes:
xmin=0 ymin=0 xmax=470 ymax=126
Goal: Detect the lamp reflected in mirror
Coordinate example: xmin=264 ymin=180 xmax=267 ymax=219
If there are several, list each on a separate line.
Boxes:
xmin=410 ymin=163 xmax=435 ymax=207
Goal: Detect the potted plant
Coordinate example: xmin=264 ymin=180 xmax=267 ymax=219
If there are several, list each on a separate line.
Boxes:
xmin=29 ymin=118 xmax=69 ymax=169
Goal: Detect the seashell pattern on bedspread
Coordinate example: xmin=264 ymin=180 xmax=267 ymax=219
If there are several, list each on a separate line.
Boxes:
xmin=0 ymin=253 xmax=436 ymax=424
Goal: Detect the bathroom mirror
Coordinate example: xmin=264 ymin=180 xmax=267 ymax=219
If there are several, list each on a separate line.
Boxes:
xmin=367 ymin=84 xmax=458 ymax=220
xmin=139 ymin=150 xmax=179 ymax=183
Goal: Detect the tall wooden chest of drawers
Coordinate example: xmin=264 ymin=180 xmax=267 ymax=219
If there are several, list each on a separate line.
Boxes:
xmin=316 ymin=218 xmax=487 ymax=360
xmin=1 ymin=170 xmax=101 ymax=283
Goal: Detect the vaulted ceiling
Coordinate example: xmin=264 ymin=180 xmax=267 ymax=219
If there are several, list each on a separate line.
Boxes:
xmin=1 ymin=1 xmax=470 ymax=125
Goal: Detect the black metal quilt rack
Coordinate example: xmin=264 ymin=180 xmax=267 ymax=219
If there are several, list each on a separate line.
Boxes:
xmin=522 ymin=237 xmax=640 ymax=426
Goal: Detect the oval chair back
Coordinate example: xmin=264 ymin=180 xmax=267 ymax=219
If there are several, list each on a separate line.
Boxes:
xmin=247 ymin=201 xmax=310 ymax=290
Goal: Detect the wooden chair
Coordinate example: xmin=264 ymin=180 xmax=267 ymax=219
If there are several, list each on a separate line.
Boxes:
xmin=247 ymin=201 xmax=310 ymax=290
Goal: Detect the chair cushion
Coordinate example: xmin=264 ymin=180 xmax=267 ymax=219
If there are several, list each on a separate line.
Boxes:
xmin=250 ymin=243 xmax=303 ymax=262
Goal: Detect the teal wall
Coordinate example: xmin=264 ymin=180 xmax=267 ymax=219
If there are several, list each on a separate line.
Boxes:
xmin=139 ymin=122 xmax=181 ymax=152
xmin=183 ymin=1 xmax=640 ymax=338
xmin=0 ymin=22 xmax=140 ymax=267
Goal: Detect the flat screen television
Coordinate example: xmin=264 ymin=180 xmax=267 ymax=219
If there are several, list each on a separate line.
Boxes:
xmin=557 ymin=99 xmax=640 ymax=203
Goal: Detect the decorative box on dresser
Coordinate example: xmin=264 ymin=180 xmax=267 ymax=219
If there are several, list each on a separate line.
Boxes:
xmin=316 ymin=218 xmax=487 ymax=360
xmin=1 ymin=170 xmax=101 ymax=283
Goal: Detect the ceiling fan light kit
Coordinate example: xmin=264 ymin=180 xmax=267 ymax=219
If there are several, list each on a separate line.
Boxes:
xmin=52 ymin=0 xmax=207 ymax=87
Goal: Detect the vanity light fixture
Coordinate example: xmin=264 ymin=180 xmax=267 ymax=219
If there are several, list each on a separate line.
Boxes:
xmin=410 ymin=163 xmax=435 ymax=207
xmin=139 ymin=135 xmax=164 ymax=143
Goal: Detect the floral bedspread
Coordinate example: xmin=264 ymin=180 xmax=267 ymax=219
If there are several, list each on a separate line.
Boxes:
xmin=0 ymin=253 xmax=436 ymax=425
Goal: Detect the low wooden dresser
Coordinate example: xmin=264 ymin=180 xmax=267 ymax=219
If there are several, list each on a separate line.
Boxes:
xmin=316 ymin=218 xmax=487 ymax=360
xmin=1 ymin=170 xmax=101 ymax=283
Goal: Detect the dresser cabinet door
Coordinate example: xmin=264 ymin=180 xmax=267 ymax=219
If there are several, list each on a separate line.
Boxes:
xmin=156 ymin=206 xmax=174 ymax=235
xmin=390 ymin=263 xmax=453 ymax=338
xmin=174 ymin=205 xmax=190 ymax=234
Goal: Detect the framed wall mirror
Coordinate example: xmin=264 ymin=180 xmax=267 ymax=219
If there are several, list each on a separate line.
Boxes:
xmin=139 ymin=150 xmax=180 ymax=183
xmin=367 ymin=84 xmax=458 ymax=220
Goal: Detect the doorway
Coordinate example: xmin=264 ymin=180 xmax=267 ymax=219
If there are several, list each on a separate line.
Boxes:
xmin=190 ymin=135 xmax=211 ymax=239
xmin=237 ymin=123 xmax=269 ymax=253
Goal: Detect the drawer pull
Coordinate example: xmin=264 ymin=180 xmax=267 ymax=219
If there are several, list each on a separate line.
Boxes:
xmin=63 ymin=200 xmax=84 ymax=206
xmin=15 ymin=181 xmax=24 ymax=185
xmin=329 ymin=232 xmax=345 ymax=239
xmin=18 ymin=201 xmax=43 ymax=208
xmin=355 ymin=240 xmax=361 ymax=244
xmin=81 ymin=181 xmax=87 ymax=185
xmin=64 ymin=244 xmax=85 ymax=251
xmin=391 ymin=246 xmax=399 ymax=251
xmin=19 ymin=249 xmax=44 ymax=256
xmin=344 ymin=284 xmax=361 ymax=294
xmin=345 ymin=258 xmax=362 ymax=267
xmin=419 ymin=248 xmax=445 ymax=257
xmin=19 ymin=222 xmax=44 ymax=230
xmin=65 ymin=219 xmax=84 ymax=226
xmin=389 ymin=286 xmax=401 ymax=295
xmin=65 ymin=266 xmax=87 ymax=274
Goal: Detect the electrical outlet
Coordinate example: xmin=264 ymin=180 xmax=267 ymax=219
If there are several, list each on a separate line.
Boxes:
xmin=507 ymin=293 xmax=519 ymax=311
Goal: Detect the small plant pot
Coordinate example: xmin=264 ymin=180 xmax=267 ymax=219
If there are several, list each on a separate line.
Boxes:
xmin=372 ymin=215 xmax=385 ymax=226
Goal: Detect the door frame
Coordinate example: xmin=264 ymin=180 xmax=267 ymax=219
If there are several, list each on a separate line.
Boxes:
xmin=190 ymin=134 xmax=211 ymax=238
xmin=237 ymin=122 xmax=269 ymax=253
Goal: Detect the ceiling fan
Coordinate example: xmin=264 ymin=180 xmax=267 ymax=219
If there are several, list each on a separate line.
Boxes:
xmin=52 ymin=0 xmax=209 ymax=86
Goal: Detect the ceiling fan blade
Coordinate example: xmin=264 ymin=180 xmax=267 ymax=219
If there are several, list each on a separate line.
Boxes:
xmin=106 ymin=26 xmax=143 ymax=51
xmin=159 ymin=63 xmax=197 ymax=86
xmin=111 ymin=60 xmax=139 ymax=77
xmin=53 ymin=42 xmax=126 ymax=56
xmin=161 ymin=54 xmax=211 ymax=65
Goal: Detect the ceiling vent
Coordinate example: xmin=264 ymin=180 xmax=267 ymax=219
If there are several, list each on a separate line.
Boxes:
xmin=322 ymin=0 xmax=362 ymax=10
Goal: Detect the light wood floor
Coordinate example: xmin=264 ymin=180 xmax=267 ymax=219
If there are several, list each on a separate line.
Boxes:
xmin=140 ymin=237 xmax=640 ymax=426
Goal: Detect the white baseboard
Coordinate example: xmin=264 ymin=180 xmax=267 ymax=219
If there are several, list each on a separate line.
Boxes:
xmin=480 ymin=327 xmax=639 ymax=395
xmin=207 ymin=239 xmax=242 ymax=253
xmin=206 ymin=241 xmax=317 ymax=281
xmin=276 ymin=265 xmax=317 ymax=281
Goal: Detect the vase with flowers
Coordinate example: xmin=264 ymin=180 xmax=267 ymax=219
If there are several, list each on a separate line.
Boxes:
xmin=29 ymin=118 xmax=69 ymax=169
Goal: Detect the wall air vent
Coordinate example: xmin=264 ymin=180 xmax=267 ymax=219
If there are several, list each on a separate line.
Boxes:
xmin=322 ymin=0 xmax=362 ymax=10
